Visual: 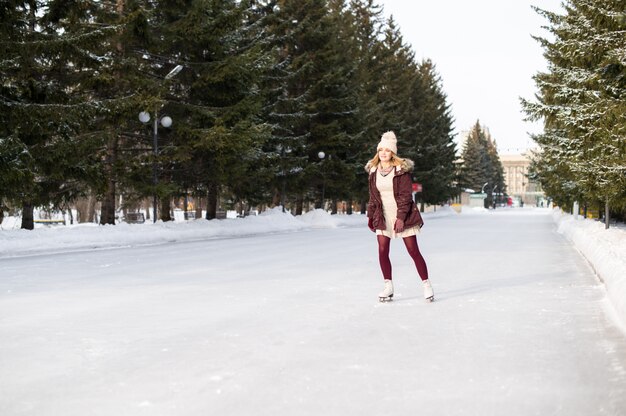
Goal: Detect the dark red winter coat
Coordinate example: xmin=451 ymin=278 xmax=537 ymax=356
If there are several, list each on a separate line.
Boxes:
xmin=366 ymin=159 xmax=424 ymax=231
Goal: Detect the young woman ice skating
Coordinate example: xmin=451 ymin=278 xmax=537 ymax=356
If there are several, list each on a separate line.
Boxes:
xmin=365 ymin=131 xmax=434 ymax=302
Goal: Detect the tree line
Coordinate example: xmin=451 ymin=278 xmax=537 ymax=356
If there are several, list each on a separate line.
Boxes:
xmin=522 ymin=0 xmax=625 ymax=227
xmin=1 ymin=0 xmax=459 ymax=229
xmin=459 ymin=120 xmax=506 ymax=208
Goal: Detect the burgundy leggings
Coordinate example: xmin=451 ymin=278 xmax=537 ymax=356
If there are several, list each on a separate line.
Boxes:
xmin=377 ymin=234 xmax=428 ymax=281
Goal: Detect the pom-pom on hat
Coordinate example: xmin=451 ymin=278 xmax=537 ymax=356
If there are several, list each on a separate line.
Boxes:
xmin=377 ymin=131 xmax=397 ymax=154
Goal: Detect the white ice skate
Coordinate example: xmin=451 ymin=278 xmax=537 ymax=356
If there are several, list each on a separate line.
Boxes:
xmin=378 ymin=280 xmax=394 ymax=302
xmin=423 ymin=279 xmax=434 ymax=302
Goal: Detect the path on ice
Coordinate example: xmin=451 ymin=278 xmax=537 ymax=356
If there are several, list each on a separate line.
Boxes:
xmin=1 ymin=210 xmax=625 ymax=415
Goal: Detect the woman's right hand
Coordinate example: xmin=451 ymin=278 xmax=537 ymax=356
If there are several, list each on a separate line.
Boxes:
xmin=394 ymin=218 xmax=405 ymax=233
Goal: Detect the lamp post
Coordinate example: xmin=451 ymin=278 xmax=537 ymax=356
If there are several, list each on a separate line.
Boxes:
xmin=279 ymin=145 xmax=287 ymax=213
xmin=492 ymin=184 xmax=498 ymax=209
xmin=318 ymin=151 xmax=325 ymax=210
xmin=139 ymin=110 xmax=173 ymax=223
xmin=138 ymin=65 xmax=182 ymax=223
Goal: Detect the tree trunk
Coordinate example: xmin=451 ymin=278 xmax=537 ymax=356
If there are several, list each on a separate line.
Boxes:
xmin=271 ymin=187 xmax=281 ymax=207
xmin=74 ymin=197 xmax=88 ymax=223
xmin=295 ymin=195 xmax=303 ymax=216
xmin=605 ymin=197 xmax=610 ymax=229
xmin=281 ymin=177 xmax=287 ymax=212
xmin=160 ymin=197 xmax=172 ymax=222
xmin=100 ymin=183 xmax=116 ymax=224
xmin=315 ymin=188 xmax=322 ymax=209
xmin=346 ymin=198 xmax=353 ymax=215
xmin=100 ymin=135 xmax=119 ymax=225
xmin=206 ymin=183 xmax=217 ymax=220
xmin=21 ymin=202 xmax=34 ymax=230
xmin=360 ymin=197 xmax=367 ymax=214
xmin=195 ymin=195 xmax=203 ymax=219
xmin=99 ymin=0 xmax=126 ymax=226
xmin=331 ymin=198 xmax=338 ymax=214
xmin=598 ymin=201 xmax=603 ymax=223
xmin=88 ymin=196 xmax=97 ymax=223
xmin=144 ymin=198 xmax=151 ymax=221
xmin=66 ymin=205 xmax=74 ymax=225
xmin=78 ymin=194 xmax=97 ymax=223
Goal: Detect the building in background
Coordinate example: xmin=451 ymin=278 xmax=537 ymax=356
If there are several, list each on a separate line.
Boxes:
xmin=455 ymin=126 xmax=546 ymax=207
xmin=500 ymin=152 xmax=545 ymax=206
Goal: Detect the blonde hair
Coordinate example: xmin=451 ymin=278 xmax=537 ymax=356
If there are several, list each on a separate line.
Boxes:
xmin=367 ymin=150 xmax=405 ymax=169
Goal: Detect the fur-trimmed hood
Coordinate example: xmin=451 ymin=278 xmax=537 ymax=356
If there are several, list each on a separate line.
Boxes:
xmin=365 ymin=158 xmax=414 ymax=174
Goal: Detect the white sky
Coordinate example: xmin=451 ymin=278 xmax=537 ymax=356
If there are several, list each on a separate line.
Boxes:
xmin=379 ymin=0 xmax=563 ymax=154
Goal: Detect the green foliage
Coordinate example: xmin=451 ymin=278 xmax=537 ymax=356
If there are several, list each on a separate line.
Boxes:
xmin=0 ymin=0 xmax=121 ymax=227
xmin=144 ymin=0 xmax=272 ymax=217
xmin=405 ymin=60 xmax=458 ymax=205
xmin=1 ymin=0 xmax=459 ymax=224
xmin=459 ymin=121 xmax=506 ymax=200
xmin=522 ymin=0 xmax=626 ymax=217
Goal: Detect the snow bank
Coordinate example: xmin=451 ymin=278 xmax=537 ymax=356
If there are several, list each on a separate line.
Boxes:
xmin=461 ymin=206 xmax=491 ymax=214
xmin=428 ymin=205 xmax=462 ymax=218
xmin=0 ymin=206 xmax=458 ymax=259
xmin=0 ymin=209 xmax=366 ymax=258
xmin=299 ymin=209 xmax=340 ymax=228
xmin=553 ymin=209 xmax=626 ymax=329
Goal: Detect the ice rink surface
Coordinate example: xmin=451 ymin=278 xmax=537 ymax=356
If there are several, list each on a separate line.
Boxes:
xmin=1 ymin=209 xmax=625 ymax=415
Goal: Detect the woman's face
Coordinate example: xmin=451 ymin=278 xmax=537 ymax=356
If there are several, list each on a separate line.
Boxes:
xmin=378 ymin=148 xmax=392 ymax=164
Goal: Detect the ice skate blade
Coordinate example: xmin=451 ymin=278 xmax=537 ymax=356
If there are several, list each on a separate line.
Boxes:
xmin=378 ymin=295 xmax=393 ymax=303
xmin=425 ymin=296 xmax=434 ymax=303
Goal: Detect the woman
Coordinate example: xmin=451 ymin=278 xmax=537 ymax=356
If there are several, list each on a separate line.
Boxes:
xmin=366 ymin=131 xmax=434 ymax=302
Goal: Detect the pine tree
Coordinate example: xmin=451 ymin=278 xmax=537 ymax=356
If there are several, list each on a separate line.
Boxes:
xmin=261 ymin=0 xmax=359 ymax=213
xmin=344 ymin=5 xmax=458 ymax=212
xmin=310 ymin=0 xmax=360 ymax=212
xmin=484 ymin=129 xmax=506 ymax=204
xmin=459 ymin=122 xmax=488 ymax=192
xmin=96 ymin=0 xmax=186 ymax=224
xmin=141 ymin=0 xmax=271 ymax=220
xmin=522 ymin=0 xmax=626 ymax=225
xmin=345 ymin=0 xmax=385 ymax=212
xmin=459 ymin=121 xmax=506 ymax=207
xmin=259 ymin=0 xmax=320 ymax=213
xmin=0 ymin=0 xmax=119 ymax=228
xmin=405 ymin=59 xmax=457 ymax=208
xmin=1 ymin=0 xmax=477 ymax=223
xmin=375 ymin=17 xmax=417 ymax=135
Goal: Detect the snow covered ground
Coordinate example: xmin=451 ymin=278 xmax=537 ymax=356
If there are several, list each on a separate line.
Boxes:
xmin=1 ymin=207 xmax=625 ymax=415
xmin=551 ymin=210 xmax=626 ymax=333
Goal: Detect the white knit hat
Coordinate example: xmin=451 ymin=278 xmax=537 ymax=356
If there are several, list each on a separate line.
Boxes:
xmin=377 ymin=131 xmax=398 ymax=154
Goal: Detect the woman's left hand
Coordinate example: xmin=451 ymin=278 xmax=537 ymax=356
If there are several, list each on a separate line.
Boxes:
xmin=394 ymin=218 xmax=404 ymax=233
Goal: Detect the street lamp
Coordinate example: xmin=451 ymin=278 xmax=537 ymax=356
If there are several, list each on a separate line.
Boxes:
xmin=318 ymin=151 xmax=326 ymax=210
xmin=165 ymin=65 xmax=183 ymax=79
xmin=277 ymin=145 xmax=293 ymax=213
xmin=139 ymin=110 xmax=173 ymax=223
xmin=481 ymin=182 xmax=489 ymax=193
xmin=492 ymin=184 xmax=498 ymax=209
xmin=137 ymin=64 xmax=183 ymax=223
